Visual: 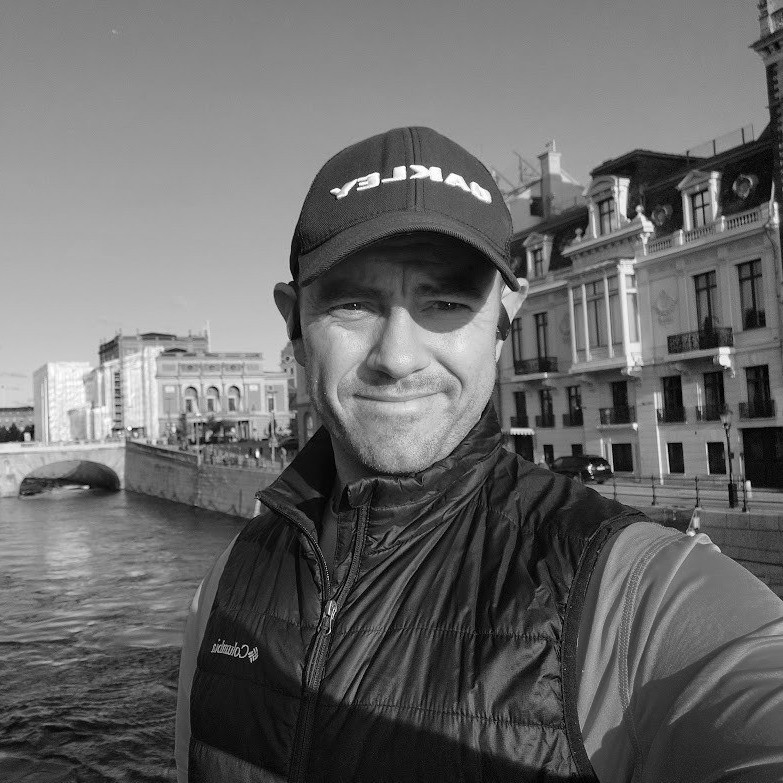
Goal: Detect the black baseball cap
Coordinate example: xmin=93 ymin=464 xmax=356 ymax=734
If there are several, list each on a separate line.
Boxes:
xmin=289 ymin=126 xmax=519 ymax=291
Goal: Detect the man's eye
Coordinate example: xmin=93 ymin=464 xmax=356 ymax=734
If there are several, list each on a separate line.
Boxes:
xmin=430 ymin=301 xmax=468 ymax=312
xmin=332 ymin=302 xmax=367 ymax=313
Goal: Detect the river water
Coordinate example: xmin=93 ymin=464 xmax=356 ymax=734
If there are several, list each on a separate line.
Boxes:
xmin=0 ymin=489 xmax=246 ymax=782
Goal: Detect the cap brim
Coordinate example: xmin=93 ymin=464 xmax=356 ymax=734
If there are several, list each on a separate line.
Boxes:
xmin=297 ymin=211 xmax=520 ymax=291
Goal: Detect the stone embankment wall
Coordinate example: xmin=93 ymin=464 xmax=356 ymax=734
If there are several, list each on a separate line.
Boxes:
xmin=644 ymin=506 xmax=783 ymax=599
xmin=125 ymin=442 xmax=280 ymax=518
xmin=124 ymin=444 xmax=783 ymax=597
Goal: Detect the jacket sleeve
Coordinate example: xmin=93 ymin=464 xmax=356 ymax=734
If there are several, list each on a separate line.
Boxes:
xmin=175 ymin=535 xmax=239 ymax=783
xmin=577 ymin=522 xmax=783 ymax=783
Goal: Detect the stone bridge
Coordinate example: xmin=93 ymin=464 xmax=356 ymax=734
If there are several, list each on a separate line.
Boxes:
xmin=0 ymin=441 xmax=126 ymax=497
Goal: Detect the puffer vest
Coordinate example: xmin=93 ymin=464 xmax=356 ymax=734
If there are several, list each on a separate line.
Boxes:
xmin=189 ymin=407 xmax=643 ymax=782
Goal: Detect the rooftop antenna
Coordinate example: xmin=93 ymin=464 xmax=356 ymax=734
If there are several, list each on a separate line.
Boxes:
xmin=205 ymin=320 xmax=211 ymax=349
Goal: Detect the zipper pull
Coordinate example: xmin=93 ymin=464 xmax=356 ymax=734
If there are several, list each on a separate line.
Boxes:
xmin=320 ymin=599 xmax=338 ymax=636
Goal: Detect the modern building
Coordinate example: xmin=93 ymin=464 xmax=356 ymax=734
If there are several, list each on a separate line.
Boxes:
xmin=32 ymin=362 xmax=91 ymax=443
xmin=497 ymin=122 xmax=783 ymax=488
xmin=155 ymin=350 xmax=292 ymax=443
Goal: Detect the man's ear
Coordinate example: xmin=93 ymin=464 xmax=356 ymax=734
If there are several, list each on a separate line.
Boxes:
xmin=495 ymin=278 xmax=529 ymax=361
xmin=274 ymin=282 xmax=305 ymax=365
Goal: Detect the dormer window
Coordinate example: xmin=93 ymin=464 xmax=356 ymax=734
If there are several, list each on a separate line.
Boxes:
xmin=585 ymin=175 xmax=630 ymax=239
xmin=532 ymin=247 xmax=544 ymax=277
xmin=691 ymin=189 xmax=711 ymax=228
xmin=677 ymin=170 xmax=721 ymax=231
xmin=522 ymin=232 xmax=551 ymax=279
xmin=597 ymin=197 xmax=616 ymax=235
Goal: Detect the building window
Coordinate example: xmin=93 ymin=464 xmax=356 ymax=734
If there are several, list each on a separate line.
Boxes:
xmin=667 ymin=442 xmax=685 ymax=474
xmin=511 ymin=317 xmax=523 ymax=366
xmin=543 ymin=444 xmax=554 ymax=465
xmin=707 ymin=442 xmax=726 ymax=475
xmin=586 ymin=281 xmax=607 ymax=347
xmin=607 ymin=275 xmax=621 ymax=345
xmin=532 ymin=247 xmax=544 ymax=278
xmin=738 ymin=259 xmax=766 ymax=329
xmin=572 ymin=287 xmax=584 ymax=351
xmin=626 ymin=274 xmax=640 ymax=343
xmin=612 ymin=443 xmax=634 ymax=472
xmin=567 ymin=385 xmax=582 ymax=415
xmin=537 ymin=388 xmax=554 ymax=428
xmin=702 ymin=371 xmax=725 ymax=420
xmin=267 ymin=394 xmax=276 ymax=413
xmin=690 ymin=189 xmax=711 ymax=228
xmin=206 ymin=386 xmax=220 ymax=413
xmin=513 ymin=391 xmax=527 ymax=425
xmin=746 ymin=365 xmax=771 ymax=408
xmin=227 ymin=385 xmax=240 ymax=412
xmin=571 ymin=443 xmax=584 ymax=456
xmin=184 ymin=387 xmax=198 ymax=415
xmin=565 ymin=385 xmax=582 ymax=427
xmin=694 ymin=271 xmax=718 ymax=332
xmin=534 ymin=313 xmax=549 ymax=358
xmin=597 ymin=197 xmax=615 ymax=235
xmin=661 ymin=375 xmax=684 ymax=419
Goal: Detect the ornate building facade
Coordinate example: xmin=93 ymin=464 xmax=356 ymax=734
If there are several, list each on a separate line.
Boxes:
xmin=497 ymin=125 xmax=783 ymax=487
xmin=155 ymin=350 xmax=292 ymax=443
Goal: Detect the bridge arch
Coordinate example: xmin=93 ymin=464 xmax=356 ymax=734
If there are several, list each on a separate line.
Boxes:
xmin=20 ymin=460 xmax=121 ymax=495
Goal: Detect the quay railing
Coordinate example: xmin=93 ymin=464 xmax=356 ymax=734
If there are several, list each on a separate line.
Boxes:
xmin=592 ymin=473 xmax=781 ymax=515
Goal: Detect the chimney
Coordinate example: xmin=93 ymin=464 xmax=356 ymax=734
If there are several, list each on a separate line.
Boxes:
xmin=538 ymin=140 xmax=562 ymax=219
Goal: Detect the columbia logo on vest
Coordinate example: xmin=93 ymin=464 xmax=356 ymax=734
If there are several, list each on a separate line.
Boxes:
xmin=210 ymin=639 xmax=259 ymax=663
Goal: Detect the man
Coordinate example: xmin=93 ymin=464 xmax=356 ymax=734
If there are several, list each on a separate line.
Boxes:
xmin=177 ymin=127 xmax=783 ymax=782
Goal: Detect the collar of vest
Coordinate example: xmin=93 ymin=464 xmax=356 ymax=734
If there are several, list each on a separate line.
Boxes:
xmin=259 ymin=403 xmax=503 ymax=536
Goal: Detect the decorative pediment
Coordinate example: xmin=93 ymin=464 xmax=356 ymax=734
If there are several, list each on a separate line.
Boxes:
xmin=522 ymin=231 xmax=546 ymax=249
xmin=677 ymin=170 xmax=719 ymax=193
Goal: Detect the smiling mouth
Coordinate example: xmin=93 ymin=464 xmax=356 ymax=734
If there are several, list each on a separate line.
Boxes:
xmin=356 ymin=393 xmax=439 ymax=403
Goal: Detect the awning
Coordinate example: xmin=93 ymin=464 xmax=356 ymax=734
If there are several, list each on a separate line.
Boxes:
xmin=509 ymin=427 xmax=535 ymax=436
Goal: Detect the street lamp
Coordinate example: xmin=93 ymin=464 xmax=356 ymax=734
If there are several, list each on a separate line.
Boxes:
xmin=720 ymin=405 xmax=738 ymax=508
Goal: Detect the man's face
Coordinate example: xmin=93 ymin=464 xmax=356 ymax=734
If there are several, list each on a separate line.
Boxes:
xmin=297 ymin=234 xmax=502 ymax=478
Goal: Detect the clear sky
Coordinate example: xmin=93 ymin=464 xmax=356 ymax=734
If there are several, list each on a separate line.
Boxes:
xmin=0 ymin=0 xmax=769 ymax=406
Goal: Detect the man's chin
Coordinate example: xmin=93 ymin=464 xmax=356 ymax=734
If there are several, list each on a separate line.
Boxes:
xmin=344 ymin=428 xmax=451 ymax=476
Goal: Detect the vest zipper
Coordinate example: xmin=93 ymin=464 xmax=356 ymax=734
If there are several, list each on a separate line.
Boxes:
xmin=256 ymin=491 xmax=370 ymax=783
xmin=289 ymin=502 xmax=370 ymax=783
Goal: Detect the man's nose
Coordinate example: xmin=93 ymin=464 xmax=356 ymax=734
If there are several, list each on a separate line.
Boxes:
xmin=366 ymin=306 xmax=430 ymax=380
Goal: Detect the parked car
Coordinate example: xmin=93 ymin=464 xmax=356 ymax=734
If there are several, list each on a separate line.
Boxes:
xmin=550 ymin=455 xmax=613 ymax=484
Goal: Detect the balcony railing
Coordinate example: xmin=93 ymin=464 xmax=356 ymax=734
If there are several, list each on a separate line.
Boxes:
xmin=667 ymin=327 xmax=733 ymax=354
xmin=739 ymin=399 xmax=776 ymax=419
xmin=535 ymin=413 xmax=555 ymax=428
xmin=562 ymin=411 xmax=583 ymax=427
xmin=509 ymin=415 xmax=529 ymax=428
xmin=514 ymin=356 xmax=558 ymax=375
xmin=695 ymin=403 xmax=723 ymax=421
xmin=642 ymin=203 xmax=775 ymax=257
xmin=657 ymin=406 xmax=686 ymax=424
xmin=599 ymin=405 xmax=636 ymax=425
